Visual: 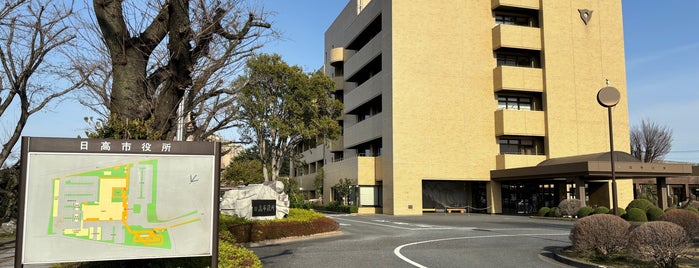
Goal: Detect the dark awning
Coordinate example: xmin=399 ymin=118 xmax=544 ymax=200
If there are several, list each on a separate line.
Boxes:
xmin=491 ymin=151 xmax=694 ymax=181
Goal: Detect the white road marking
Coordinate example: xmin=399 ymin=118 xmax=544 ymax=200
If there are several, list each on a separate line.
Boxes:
xmin=393 ymin=233 xmax=569 ymax=268
xmin=330 ymin=217 xmax=475 ymax=231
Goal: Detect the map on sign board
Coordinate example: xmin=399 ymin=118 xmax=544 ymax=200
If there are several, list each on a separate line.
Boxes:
xmin=48 ymin=159 xmax=200 ymax=249
xmin=22 ymin=151 xmax=216 ymax=264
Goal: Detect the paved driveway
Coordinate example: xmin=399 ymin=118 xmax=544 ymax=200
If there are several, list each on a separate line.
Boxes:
xmin=2 ymin=213 xmax=578 ymax=267
xmin=251 ymin=213 xmax=577 ymax=268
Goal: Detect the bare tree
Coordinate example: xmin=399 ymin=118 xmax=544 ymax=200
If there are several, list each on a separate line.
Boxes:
xmin=80 ymin=0 xmax=272 ymax=141
xmin=630 ymin=118 xmax=673 ymax=163
xmin=0 ymin=0 xmax=83 ymax=166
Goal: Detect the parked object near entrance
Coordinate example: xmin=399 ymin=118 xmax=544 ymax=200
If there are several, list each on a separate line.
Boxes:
xmin=220 ymin=181 xmax=290 ymax=220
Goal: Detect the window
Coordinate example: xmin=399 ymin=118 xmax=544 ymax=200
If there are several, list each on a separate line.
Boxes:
xmin=493 ymin=9 xmax=539 ymax=27
xmin=498 ymin=137 xmax=543 ymax=155
xmin=495 ymin=15 xmax=531 ymax=26
xmin=332 ymin=152 xmax=344 ymax=162
xmin=347 ymin=14 xmax=381 ymax=50
xmin=359 ymin=186 xmax=382 ymax=207
xmin=333 ymin=92 xmax=344 ymax=103
xmin=352 ymin=95 xmax=382 ymax=122
xmin=498 ymin=96 xmax=532 ymax=110
xmin=348 ymin=55 xmax=381 ymax=86
xmin=334 ymin=65 xmax=344 ymax=77
xmin=354 ymin=138 xmax=382 ymax=157
xmin=497 ymin=54 xmax=534 ymax=67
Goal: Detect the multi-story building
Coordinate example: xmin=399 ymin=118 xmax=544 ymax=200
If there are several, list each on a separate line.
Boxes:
xmin=293 ymin=0 xmax=692 ymax=215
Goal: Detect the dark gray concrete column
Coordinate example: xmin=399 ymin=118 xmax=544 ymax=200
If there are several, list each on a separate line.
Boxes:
xmin=656 ymin=177 xmax=668 ymax=210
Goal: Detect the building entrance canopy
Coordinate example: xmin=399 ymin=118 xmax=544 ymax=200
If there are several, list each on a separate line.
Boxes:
xmin=491 ymin=151 xmax=694 ymax=181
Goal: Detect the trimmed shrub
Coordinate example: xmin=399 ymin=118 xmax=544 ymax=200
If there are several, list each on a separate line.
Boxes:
xmin=546 ymin=207 xmax=561 ymax=217
xmin=612 ymin=207 xmax=626 ymax=217
xmin=646 ymin=206 xmax=664 ymax=221
xmin=569 ymin=214 xmax=630 ymax=259
xmin=686 ymin=207 xmax=699 ymax=215
xmin=628 ymin=221 xmax=691 ymax=268
xmin=537 ymin=207 xmax=550 ymax=217
xmin=626 ymin=198 xmax=655 ymax=213
xmin=625 ymin=207 xmax=648 ymax=222
xmin=222 ymin=209 xmax=340 ymax=243
xmin=558 ymin=199 xmax=583 ymax=217
xmin=577 ymin=206 xmax=594 ymax=218
xmin=660 ymin=208 xmax=699 ymax=239
xmin=592 ymin=206 xmax=609 ymax=215
xmin=218 ymin=239 xmax=263 ymax=268
xmin=312 ymin=201 xmax=358 ymax=213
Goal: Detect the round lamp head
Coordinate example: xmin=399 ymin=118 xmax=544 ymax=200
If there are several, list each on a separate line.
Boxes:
xmin=597 ymin=86 xmax=620 ymax=107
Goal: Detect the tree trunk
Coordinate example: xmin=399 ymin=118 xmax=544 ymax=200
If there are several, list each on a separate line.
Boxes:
xmin=153 ymin=0 xmax=191 ymax=139
xmin=259 ymin=138 xmax=270 ymax=182
xmin=94 ymin=0 xmax=170 ymax=137
xmin=0 ymin=95 xmax=29 ymax=166
xmin=110 ymin=49 xmax=151 ymax=121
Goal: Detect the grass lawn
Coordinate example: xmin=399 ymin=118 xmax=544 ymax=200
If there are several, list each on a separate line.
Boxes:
xmin=0 ymin=233 xmax=14 ymax=244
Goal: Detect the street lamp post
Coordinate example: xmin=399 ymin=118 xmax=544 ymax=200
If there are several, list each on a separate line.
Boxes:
xmin=597 ymin=85 xmax=621 ymax=216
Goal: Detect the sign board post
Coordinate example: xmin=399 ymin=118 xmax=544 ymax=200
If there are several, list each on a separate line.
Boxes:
xmin=16 ymin=137 xmax=220 ymax=267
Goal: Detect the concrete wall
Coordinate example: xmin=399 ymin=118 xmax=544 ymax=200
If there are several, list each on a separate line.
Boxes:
xmin=541 ymin=0 xmax=630 ymax=158
xmin=313 ymin=0 xmax=631 ymax=215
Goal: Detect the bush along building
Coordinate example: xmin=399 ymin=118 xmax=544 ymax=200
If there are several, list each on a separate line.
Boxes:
xmin=292 ymin=0 xmax=695 ymax=215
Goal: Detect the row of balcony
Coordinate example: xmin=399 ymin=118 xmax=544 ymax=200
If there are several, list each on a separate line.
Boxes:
xmin=322 ymin=0 xmax=547 ymax=175
xmin=493 ymin=0 xmax=547 ymax=170
xmin=491 ymin=0 xmax=540 ymax=10
xmin=492 ymin=24 xmax=540 ymax=51
xmin=318 ymin=146 xmax=547 ymax=176
xmin=321 ymin=7 xmax=385 ymax=184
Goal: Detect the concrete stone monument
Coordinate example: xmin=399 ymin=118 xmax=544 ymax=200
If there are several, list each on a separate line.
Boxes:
xmin=220 ymin=180 xmax=290 ymax=220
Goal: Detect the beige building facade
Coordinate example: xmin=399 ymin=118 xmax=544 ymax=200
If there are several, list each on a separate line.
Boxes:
xmin=294 ymin=0 xmax=641 ymax=215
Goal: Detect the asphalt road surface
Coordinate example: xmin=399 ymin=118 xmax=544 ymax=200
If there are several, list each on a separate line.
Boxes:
xmin=250 ymin=213 xmax=577 ymax=268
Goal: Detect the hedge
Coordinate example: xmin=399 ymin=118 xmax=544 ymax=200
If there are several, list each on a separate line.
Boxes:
xmin=592 ymin=206 xmax=609 ymax=215
xmin=222 ymin=208 xmax=340 ymax=243
xmin=577 ymin=206 xmax=594 ymax=218
xmin=625 ymin=207 xmax=648 ymax=222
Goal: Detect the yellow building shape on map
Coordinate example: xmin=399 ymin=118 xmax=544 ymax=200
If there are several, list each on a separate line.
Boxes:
xmin=82 ymin=177 xmax=126 ymax=221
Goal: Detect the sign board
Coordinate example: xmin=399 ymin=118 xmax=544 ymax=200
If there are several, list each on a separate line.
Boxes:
xmin=17 ymin=137 xmax=220 ymax=266
xmin=251 ymin=200 xmax=277 ymax=217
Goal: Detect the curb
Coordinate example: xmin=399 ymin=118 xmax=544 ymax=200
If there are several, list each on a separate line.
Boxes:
xmin=551 ymin=248 xmax=606 ymax=268
xmin=246 ymin=231 xmax=343 ymax=248
xmin=0 ymin=240 xmax=14 ymax=248
xmin=529 ymin=215 xmax=578 ymax=221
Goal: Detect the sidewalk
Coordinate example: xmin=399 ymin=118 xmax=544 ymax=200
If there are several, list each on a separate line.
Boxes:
xmin=0 ymin=241 xmax=14 ymax=268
